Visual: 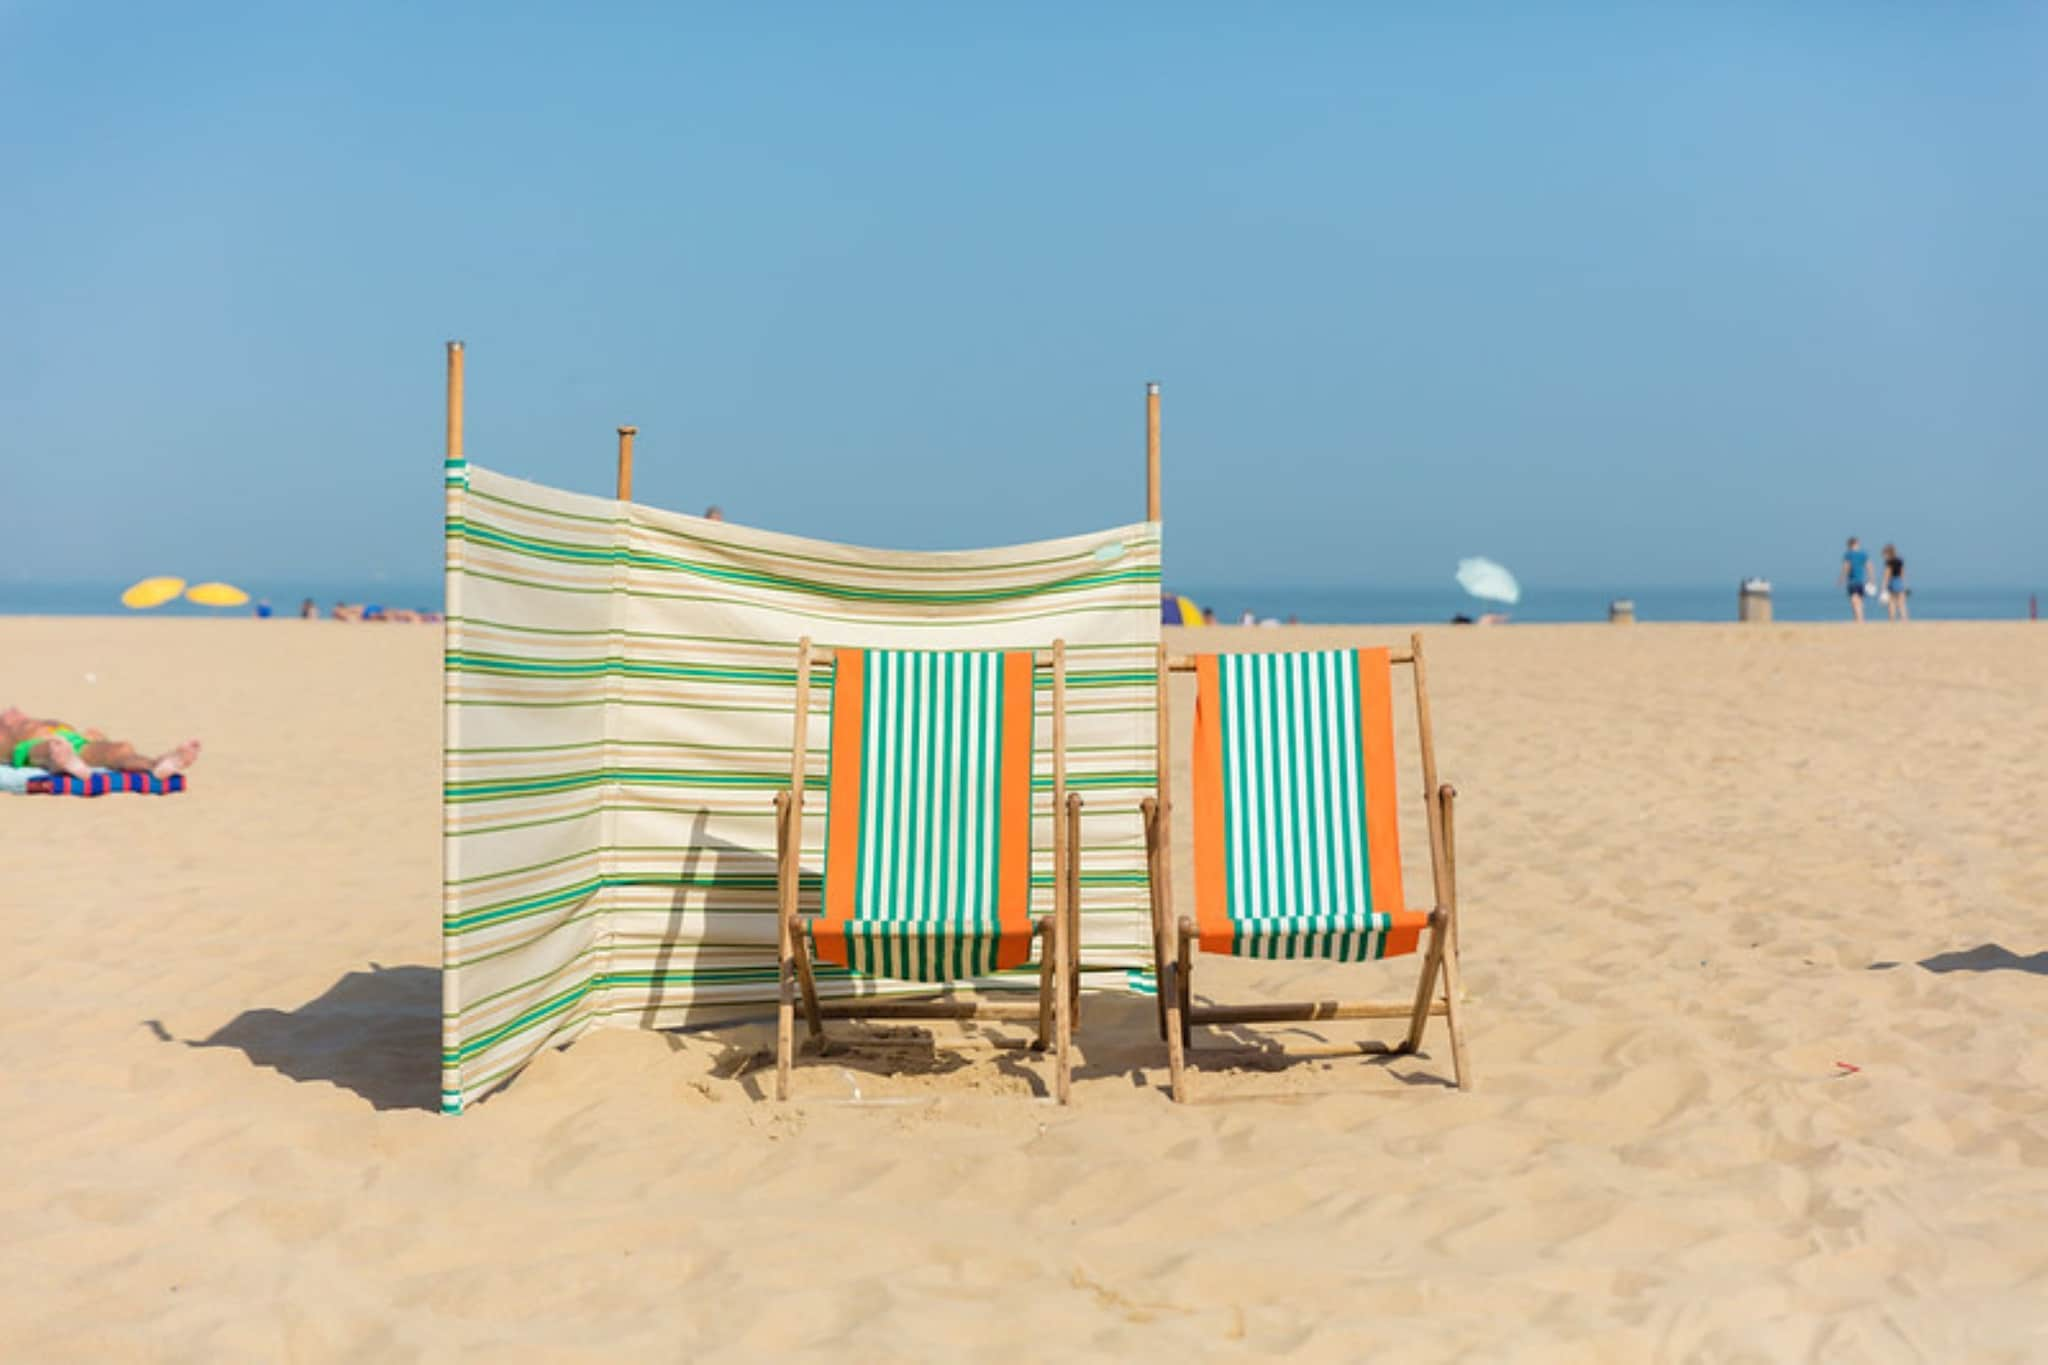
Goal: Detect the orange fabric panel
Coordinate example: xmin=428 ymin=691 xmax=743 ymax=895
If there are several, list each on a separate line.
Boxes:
xmin=993 ymin=650 xmax=1036 ymax=970
xmin=1191 ymin=655 xmax=1235 ymax=954
xmin=1355 ymin=648 xmax=1410 ymax=947
xmin=819 ymin=648 xmax=867 ymax=937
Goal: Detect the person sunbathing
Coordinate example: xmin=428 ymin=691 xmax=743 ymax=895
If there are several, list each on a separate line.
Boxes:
xmin=1 ymin=707 xmax=201 ymax=781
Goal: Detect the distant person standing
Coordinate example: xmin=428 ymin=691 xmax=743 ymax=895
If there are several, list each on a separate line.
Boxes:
xmin=299 ymin=597 xmax=318 ymax=620
xmin=1881 ymin=543 xmax=1908 ymax=621
xmin=1838 ymin=536 xmax=1871 ymax=622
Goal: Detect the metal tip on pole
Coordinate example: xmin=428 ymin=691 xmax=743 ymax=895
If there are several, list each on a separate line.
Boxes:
xmin=448 ymin=340 xmax=464 ymax=350
xmin=618 ymin=425 xmax=637 ymax=435
xmin=1146 ymin=381 xmax=1159 ymax=394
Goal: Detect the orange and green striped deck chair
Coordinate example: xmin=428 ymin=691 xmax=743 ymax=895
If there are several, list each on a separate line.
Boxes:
xmin=774 ymin=638 xmax=1082 ymax=1103
xmin=1144 ymin=633 xmax=1469 ymax=1100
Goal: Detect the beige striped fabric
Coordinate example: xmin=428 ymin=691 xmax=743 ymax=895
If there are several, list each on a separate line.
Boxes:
xmin=442 ymin=461 xmax=1160 ymax=1112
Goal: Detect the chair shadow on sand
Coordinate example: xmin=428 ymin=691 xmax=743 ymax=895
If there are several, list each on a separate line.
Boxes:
xmin=150 ymin=962 xmax=442 ymax=1113
xmin=1896 ymin=944 xmax=2048 ymax=976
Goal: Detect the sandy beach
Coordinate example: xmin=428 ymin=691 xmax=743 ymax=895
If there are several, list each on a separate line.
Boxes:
xmin=4 ymin=616 xmax=2045 ymax=1360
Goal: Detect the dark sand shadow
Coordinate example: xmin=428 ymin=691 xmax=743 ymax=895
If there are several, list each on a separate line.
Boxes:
xmin=1914 ymin=944 xmax=2048 ymax=976
xmin=156 ymin=962 xmax=441 ymax=1112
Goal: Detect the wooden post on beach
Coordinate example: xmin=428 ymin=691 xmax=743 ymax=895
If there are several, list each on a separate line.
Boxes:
xmin=446 ymin=341 xmax=464 ymax=463
xmin=1145 ymin=382 xmax=1161 ymax=522
xmin=1146 ymin=381 xmax=1171 ymax=1025
xmin=616 ymin=426 xmax=637 ymax=501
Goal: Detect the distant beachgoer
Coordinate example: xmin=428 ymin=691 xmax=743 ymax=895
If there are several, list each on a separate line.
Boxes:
xmin=333 ymin=603 xmax=364 ymax=622
xmin=1238 ymin=610 xmax=1256 ymax=626
xmin=1202 ymin=608 xmax=1217 ymax=625
xmin=1881 ymin=544 xmax=1908 ymax=621
xmin=1 ymin=707 xmax=201 ymax=781
xmin=299 ymin=597 xmax=317 ymax=620
xmin=1838 ymin=536 xmax=1871 ymax=622
xmin=704 ymin=505 xmax=725 ymax=522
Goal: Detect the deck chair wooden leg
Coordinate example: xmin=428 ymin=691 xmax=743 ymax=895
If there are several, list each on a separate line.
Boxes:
xmin=1176 ymin=917 xmax=1196 ymax=1053
xmin=1052 ymin=893 xmax=1073 ymax=1105
xmin=1402 ymin=906 xmax=1451 ymax=1063
xmin=1141 ymin=799 xmax=1169 ymax=1041
xmin=794 ymin=929 xmax=825 ymax=1045
xmin=1064 ymin=793 xmax=1083 ymax=1028
xmin=774 ymin=792 xmax=796 ymax=1101
xmin=1162 ymin=921 xmax=1189 ymax=1104
xmin=1033 ymin=919 xmax=1056 ymax=1051
xmin=1438 ymin=907 xmax=1471 ymax=1090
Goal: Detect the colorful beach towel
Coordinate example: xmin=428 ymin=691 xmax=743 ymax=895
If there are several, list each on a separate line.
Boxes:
xmin=1 ymin=766 xmax=187 ymax=796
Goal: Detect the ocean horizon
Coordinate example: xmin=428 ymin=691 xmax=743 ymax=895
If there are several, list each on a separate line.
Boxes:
xmin=3 ymin=578 xmax=2038 ymax=625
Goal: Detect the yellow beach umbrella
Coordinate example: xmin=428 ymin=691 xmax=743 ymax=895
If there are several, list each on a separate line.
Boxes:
xmin=185 ymin=581 xmax=251 ymax=608
xmin=121 ymin=576 xmax=187 ymax=609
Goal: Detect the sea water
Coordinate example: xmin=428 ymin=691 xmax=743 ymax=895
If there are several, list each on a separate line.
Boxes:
xmin=2 ymin=579 xmax=2036 ymax=624
xmin=1177 ymin=583 xmax=2038 ymax=626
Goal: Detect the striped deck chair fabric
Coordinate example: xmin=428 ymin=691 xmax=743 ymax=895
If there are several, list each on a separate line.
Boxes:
xmin=1191 ymin=648 xmax=1432 ymax=962
xmin=813 ymin=648 xmax=1037 ymax=982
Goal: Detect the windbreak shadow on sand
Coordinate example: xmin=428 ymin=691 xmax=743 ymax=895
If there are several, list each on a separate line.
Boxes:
xmin=1909 ymin=945 xmax=2048 ymax=976
xmin=157 ymin=962 xmax=441 ymax=1112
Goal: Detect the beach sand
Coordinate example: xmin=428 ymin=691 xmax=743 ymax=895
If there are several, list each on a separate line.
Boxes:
xmin=3 ymin=616 xmax=2045 ymax=1360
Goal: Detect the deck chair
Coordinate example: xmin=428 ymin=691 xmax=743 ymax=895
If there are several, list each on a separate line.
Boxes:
xmin=774 ymin=638 xmax=1083 ymax=1103
xmin=1145 ymin=633 xmax=1469 ymax=1100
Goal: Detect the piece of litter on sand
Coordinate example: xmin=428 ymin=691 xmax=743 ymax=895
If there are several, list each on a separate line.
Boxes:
xmin=1834 ymin=1061 xmax=1861 ymax=1076
xmin=839 ymin=1069 xmax=863 ymax=1100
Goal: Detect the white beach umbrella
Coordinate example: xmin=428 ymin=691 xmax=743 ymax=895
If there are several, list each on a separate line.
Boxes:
xmin=1455 ymin=557 xmax=1521 ymax=605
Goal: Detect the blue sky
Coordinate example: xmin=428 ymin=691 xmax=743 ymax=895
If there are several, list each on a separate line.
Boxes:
xmin=3 ymin=3 xmax=2043 ymax=593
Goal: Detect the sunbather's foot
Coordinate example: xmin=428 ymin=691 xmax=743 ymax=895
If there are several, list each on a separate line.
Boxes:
xmin=45 ymin=735 xmax=92 ymax=781
xmin=153 ymin=740 xmax=201 ymax=780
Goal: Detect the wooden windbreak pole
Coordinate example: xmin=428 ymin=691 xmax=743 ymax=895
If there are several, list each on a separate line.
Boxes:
xmin=1147 ymin=382 xmax=1169 ymax=1028
xmin=1145 ymin=382 xmax=1161 ymax=522
xmin=616 ymin=426 xmax=637 ymax=501
xmin=446 ymin=341 xmax=464 ymax=463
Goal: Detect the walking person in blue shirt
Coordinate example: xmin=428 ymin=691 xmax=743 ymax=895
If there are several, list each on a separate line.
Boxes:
xmin=1837 ymin=536 xmax=1872 ymax=622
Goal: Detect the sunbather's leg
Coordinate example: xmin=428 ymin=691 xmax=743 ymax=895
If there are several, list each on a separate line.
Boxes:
xmin=26 ymin=734 xmax=93 ymax=780
xmin=79 ymin=737 xmax=202 ymax=779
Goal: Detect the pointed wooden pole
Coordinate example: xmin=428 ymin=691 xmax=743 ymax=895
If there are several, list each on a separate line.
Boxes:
xmin=446 ymin=341 xmax=464 ymax=464
xmin=1145 ymin=381 xmax=1161 ymax=522
xmin=616 ymin=426 xmax=637 ymax=501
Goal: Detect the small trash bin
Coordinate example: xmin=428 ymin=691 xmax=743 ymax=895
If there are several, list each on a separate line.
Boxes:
xmin=1738 ymin=578 xmax=1772 ymax=623
xmin=1608 ymin=599 xmax=1635 ymax=624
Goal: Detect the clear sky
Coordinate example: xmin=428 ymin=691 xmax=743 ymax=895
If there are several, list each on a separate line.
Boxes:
xmin=4 ymin=3 xmax=2043 ymax=593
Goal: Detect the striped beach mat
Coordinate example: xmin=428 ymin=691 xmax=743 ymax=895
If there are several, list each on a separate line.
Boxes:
xmin=813 ymin=649 xmax=1038 ymax=982
xmin=14 ymin=769 xmax=186 ymax=797
xmin=1190 ymin=648 xmax=1430 ymax=962
xmin=442 ymin=461 xmax=1159 ymax=1112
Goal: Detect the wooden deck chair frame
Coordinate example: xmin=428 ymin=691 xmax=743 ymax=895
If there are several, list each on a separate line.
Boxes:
xmin=774 ymin=637 xmax=1084 ymax=1104
xmin=1145 ymin=631 xmax=1469 ymax=1101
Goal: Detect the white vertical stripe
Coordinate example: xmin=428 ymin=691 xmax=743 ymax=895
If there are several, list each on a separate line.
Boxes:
xmin=1318 ymin=650 xmax=1335 ymax=929
xmin=1237 ymin=655 xmax=1258 ymax=922
xmin=962 ymin=654 xmax=982 ymax=920
xmin=1335 ymin=650 xmax=1366 ymax=917
xmin=860 ymin=652 xmax=885 ymax=919
xmin=980 ymin=653 xmax=1000 ymax=916
xmin=914 ymin=651 xmax=935 ymax=922
xmin=1274 ymin=654 xmax=1297 ymax=923
xmin=1253 ymin=654 xmax=1269 ymax=925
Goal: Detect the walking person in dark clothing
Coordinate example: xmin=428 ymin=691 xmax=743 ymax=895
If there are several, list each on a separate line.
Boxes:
xmin=1881 ymin=544 xmax=1908 ymax=622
